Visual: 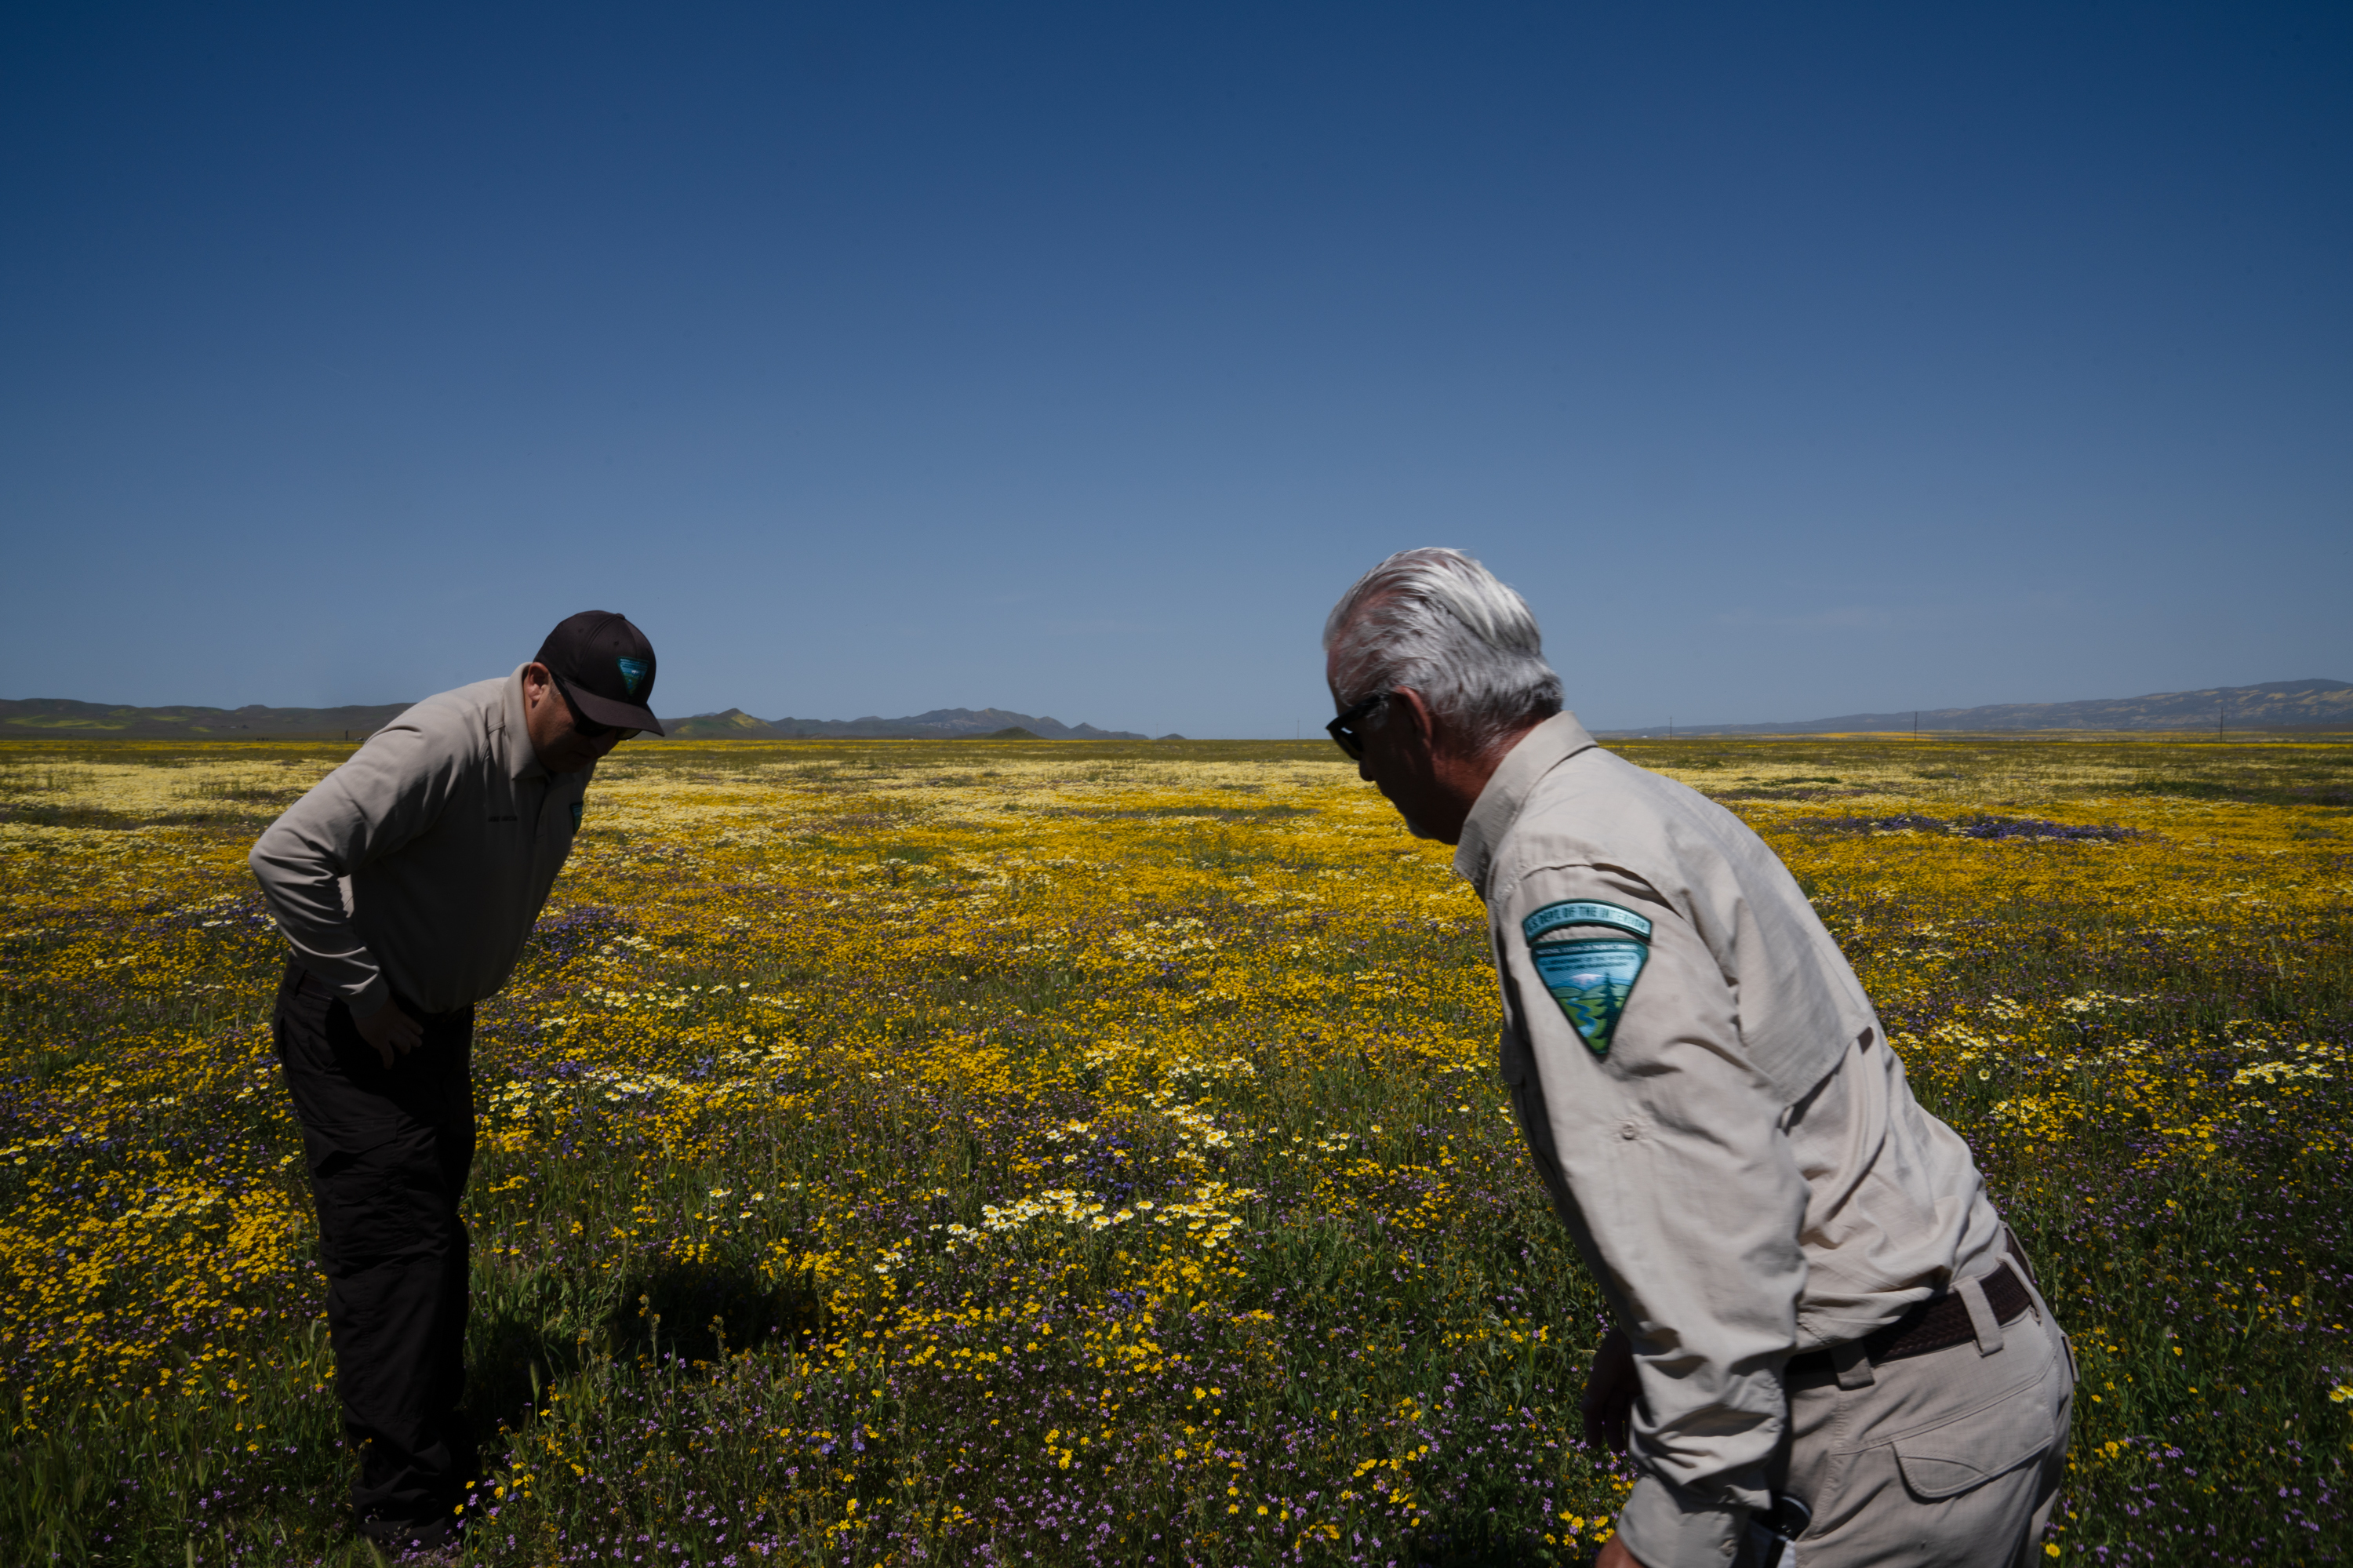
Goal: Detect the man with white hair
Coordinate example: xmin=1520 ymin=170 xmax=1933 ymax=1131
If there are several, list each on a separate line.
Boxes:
xmin=1321 ymin=549 xmax=2072 ymax=1568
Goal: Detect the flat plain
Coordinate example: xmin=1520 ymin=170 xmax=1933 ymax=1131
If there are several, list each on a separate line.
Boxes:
xmin=2 ymin=731 xmax=2348 ymax=1565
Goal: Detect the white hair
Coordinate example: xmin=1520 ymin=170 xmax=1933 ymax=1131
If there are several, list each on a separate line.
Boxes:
xmin=1322 ymin=548 xmax=1562 ymax=751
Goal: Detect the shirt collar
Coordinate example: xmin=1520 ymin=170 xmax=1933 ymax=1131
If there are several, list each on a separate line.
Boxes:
xmin=1451 ymin=711 xmax=1596 ymax=896
xmin=502 ymin=664 xmax=551 ymax=784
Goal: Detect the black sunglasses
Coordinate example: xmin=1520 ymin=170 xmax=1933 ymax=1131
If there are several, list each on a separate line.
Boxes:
xmin=549 ymin=671 xmax=637 ymax=742
xmin=1326 ymin=691 xmax=1391 ymax=761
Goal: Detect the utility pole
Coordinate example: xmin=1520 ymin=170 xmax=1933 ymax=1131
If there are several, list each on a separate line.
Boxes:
xmin=1913 ymin=711 xmax=1918 ymax=740
xmin=1668 ymin=715 xmax=1674 ymax=739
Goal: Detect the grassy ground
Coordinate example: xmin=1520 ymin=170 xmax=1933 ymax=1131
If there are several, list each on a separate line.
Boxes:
xmin=1 ymin=731 xmax=2347 ymax=1565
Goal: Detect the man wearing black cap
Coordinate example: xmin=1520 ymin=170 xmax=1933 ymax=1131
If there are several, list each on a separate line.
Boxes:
xmin=248 ymin=612 xmax=662 ymax=1554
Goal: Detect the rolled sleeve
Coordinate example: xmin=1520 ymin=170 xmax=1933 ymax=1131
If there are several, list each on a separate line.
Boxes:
xmin=1493 ymin=864 xmax=1805 ymax=1533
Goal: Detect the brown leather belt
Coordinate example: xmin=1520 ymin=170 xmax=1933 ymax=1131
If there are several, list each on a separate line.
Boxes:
xmin=1787 ymin=1253 xmax=2034 ymax=1381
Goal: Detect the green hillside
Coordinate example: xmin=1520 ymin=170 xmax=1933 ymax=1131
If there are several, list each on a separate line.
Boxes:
xmin=0 ymin=697 xmax=412 ymax=740
xmin=1611 ymin=678 xmax=2353 ymax=737
xmin=661 ymin=708 xmax=781 ymax=739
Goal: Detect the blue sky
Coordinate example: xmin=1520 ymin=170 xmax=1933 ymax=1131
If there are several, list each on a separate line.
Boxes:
xmin=4 ymin=2 xmax=2347 ymax=736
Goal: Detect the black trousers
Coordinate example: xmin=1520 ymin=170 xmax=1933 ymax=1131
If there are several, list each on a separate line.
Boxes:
xmin=272 ymin=962 xmax=476 ymax=1527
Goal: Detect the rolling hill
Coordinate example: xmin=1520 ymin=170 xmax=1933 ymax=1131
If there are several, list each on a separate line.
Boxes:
xmin=662 ymin=707 xmax=1149 ymax=740
xmin=1606 ymin=678 xmax=2352 ymax=737
xmin=0 ymin=697 xmax=1151 ymax=743
xmin=0 ymin=697 xmax=412 ymax=740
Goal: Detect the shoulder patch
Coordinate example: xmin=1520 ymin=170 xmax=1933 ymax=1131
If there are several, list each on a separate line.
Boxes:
xmin=1521 ymin=900 xmax=1652 ymax=1057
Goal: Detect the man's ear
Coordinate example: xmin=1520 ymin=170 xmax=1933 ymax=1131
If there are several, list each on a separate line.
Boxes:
xmin=1390 ymin=687 xmax=1440 ymax=748
xmin=522 ymin=654 xmax=558 ymax=711
xmin=1395 ymin=686 xmax=1490 ymax=766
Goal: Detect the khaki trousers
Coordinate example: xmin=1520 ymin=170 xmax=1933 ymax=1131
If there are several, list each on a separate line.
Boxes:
xmin=1769 ymin=1261 xmax=2075 ymax=1567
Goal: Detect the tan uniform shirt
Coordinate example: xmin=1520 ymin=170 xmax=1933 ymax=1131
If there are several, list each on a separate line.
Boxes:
xmin=249 ymin=668 xmax=591 ymax=1017
xmin=1454 ymin=714 xmax=2005 ymax=1567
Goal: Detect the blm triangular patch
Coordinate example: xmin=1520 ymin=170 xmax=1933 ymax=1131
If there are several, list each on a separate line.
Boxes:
xmin=1521 ymin=900 xmax=1653 ymax=1058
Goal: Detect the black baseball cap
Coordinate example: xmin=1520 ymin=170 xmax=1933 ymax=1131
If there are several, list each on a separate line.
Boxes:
xmin=534 ymin=611 xmax=665 ymax=736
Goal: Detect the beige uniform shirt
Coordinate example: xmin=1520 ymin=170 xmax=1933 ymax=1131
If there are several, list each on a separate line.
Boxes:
xmin=1454 ymin=714 xmax=2004 ymax=1568
xmin=249 ymin=668 xmax=591 ymax=1017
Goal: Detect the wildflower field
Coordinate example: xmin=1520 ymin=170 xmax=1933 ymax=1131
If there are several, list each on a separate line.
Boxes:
xmin=2 ymin=729 xmax=2349 ymax=1566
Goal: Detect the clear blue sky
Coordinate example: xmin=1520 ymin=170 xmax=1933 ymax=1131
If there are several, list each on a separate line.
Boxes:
xmin=4 ymin=2 xmax=2347 ymax=736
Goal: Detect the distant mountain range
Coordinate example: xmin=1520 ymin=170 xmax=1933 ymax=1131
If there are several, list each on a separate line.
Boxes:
xmin=0 ymin=696 xmax=1156 ymax=742
xmin=664 ymin=707 xmax=1155 ymax=740
xmin=1603 ymin=679 xmax=2353 ymax=737
xmin=14 ymin=680 xmax=2341 ymax=744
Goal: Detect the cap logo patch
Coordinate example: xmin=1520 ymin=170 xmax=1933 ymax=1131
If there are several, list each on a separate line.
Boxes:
xmin=1522 ymin=900 xmax=1652 ymax=1058
xmin=616 ymin=657 xmax=649 ymax=697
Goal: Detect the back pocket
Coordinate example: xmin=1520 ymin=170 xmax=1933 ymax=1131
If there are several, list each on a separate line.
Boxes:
xmin=1891 ymin=1362 xmax=2061 ymax=1501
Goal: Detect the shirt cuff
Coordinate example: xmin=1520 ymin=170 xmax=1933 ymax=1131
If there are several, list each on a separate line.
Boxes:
xmin=1616 ymin=1475 xmax=1748 ymax=1568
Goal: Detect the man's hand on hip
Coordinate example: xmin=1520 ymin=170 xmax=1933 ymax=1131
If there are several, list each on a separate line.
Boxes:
xmin=1580 ymin=1328 xmax=1647 ymax=1565
xmin=355 ymin=997 xmax=424 ymax=1067
xmin=1594 ymin=1535 xmax=1646 ymax=1568
xmin=1581 ymin=1325 xmax=1637 ymax=1453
